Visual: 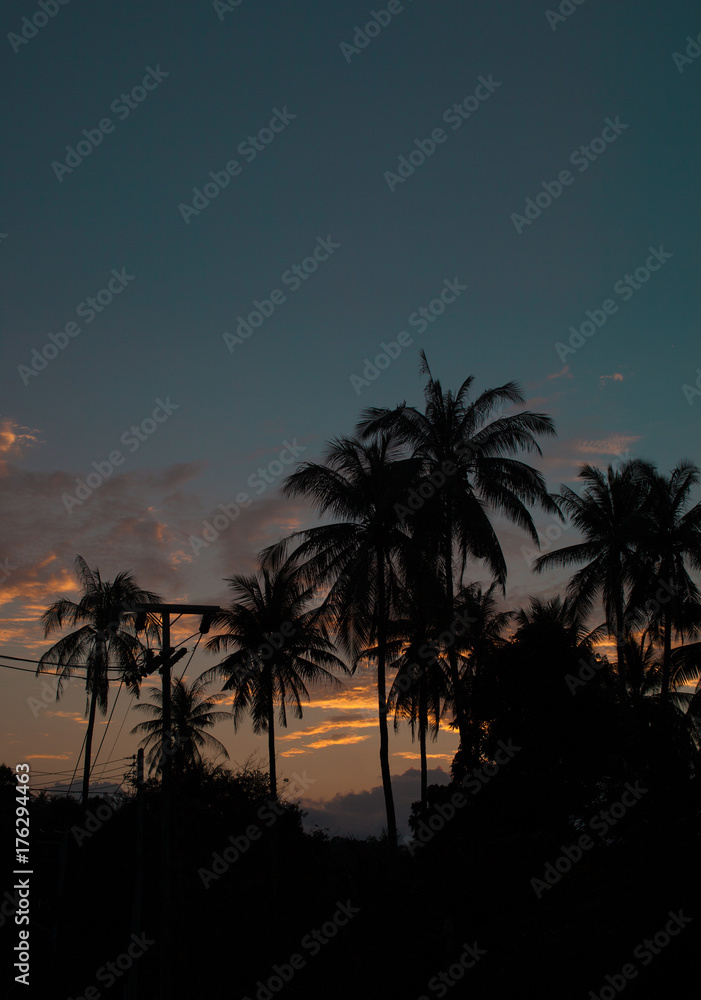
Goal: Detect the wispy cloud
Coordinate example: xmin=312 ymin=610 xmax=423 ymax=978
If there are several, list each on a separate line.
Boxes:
xmin=546 ymin=365 xmax=572 ymax=381
xmin=599 ymin=372 xmax=625 ymax=387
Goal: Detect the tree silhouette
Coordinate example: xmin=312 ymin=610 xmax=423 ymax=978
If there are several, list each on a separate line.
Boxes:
xmin=203 ymin=554 xmax=347 ymax=798
xmin=38 ymin=555 xmax=160 ymax=805
xmin=632 ymin=461 xmax=701 ymax=699
xmin=130 ymin=673 xmax=233 ymax=776
xmin=357 ymin=351 xmax=560 ymax=746
xmin=533 ymin=460 xmax=654 ymax=698
xmin=262 ymin=433 xmax=421 ymax=847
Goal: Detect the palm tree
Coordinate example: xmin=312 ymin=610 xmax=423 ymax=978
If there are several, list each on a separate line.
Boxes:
xmin=262 ymin=434 xmax=422 ymax=847
xmin=357 ymin=351 xmax=560 ymax=746
xmin=533 ymin=460 xmax=654 ymax=698
xmin=388 ymin=635 xmax=450 ymax=810
xmin=38 ymin=555 xmax=161 ymax=805
xmin=450 ymin=581 xmax=514 ymax=769
xmin=130 ymin=673 xmax=233 ymax=776
xmin=203 ymin=554 xmax=347 ymax=799
xmin=372 ymin=555 xmax=451 ymax=810
xmin=512 ymin=594 xmax=606 ymax=652
xmin=632 ymin=461 xmax=701 ymax=699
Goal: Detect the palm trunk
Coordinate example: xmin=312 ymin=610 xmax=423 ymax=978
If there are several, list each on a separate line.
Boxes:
xmin=267 ymin=670 xmax=277 ymax=798
xmin=419 ymin=675 xmax=428 ymax=809
xmin=661 ymin=602 xmax=672 ymax=700
xmin=82 ymin=683 xmax=98 ymax=807
xmin=614 ymin=592 xmax=628 ymax=702
xmin=443 ymin=513 xmax=469 ymax=747
xmin=377 ymin=547 xmax=397 ymax=848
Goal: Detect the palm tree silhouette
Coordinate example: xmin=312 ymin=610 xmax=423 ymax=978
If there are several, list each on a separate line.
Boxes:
xmin=262 ymin=433 xmax=421 ymax=846
xmin=203 ymin=554 xmax=347 ymax=798
xmin=38 ymin=555 xmax=161 ymax=805
xmin=130 ymin=673 xmax=233 ymax=776
xmin=357 ymin=351 xmax=560 ymax=746
xmin=533 ymin=460 xmax=654 ymax=698
xmin=377 ymin=557 xmax=451 ymax=810
xmin=632 ymin=461 xmax=701 ymax=699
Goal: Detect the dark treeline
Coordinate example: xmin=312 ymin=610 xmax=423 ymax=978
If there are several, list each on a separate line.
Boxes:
xmin=5 ymin=354 xmax=701 ymax=998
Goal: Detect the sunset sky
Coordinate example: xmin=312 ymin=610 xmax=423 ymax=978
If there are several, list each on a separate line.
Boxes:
xmin=1 ymin=0 xmax=700 ymax=838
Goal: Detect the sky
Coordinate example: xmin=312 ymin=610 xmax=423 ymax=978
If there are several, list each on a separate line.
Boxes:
xmin=1 ymin=0 xmax=700 ymax=838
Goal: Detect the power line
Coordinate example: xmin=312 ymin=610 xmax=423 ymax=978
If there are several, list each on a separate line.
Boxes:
xmin=97 ymin=692 xmax=136 ymax=783
xmin=90 ymin=680 xmax=123 ymax=777
xmin=0 ymin=660 xmax=90 ymax=678
xmin=0 ymin=652 xmax=124 ymax=669
xmin=177 ymin=632 xmax=203 ymax=682
xmin=26 ymin=757 xmax=132 ymax=776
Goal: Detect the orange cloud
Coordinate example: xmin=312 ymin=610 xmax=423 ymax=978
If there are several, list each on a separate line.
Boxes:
xmin=599 ymin=372 xmax=625 ymax=387
xmin=305 ymin=734 xmax=370 ymax=749
xmin=0 ymin=417 xmax=41 ymax=465
xmin=546 ymin=366 xmax=572 ymax=381
xmin=26 ymin=753 xmax=71 ymax=760
xmin=574 ymin=434 xmax=641 ymax=457
xmin=393 ymin=752 xmax=455 ymax=760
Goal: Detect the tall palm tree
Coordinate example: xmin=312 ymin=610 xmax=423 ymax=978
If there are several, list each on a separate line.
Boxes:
xmin=203 ymin=554 xmax=347 ymax=798
xmin=357 ymin=351 xmax=560 ymax=745
xmin=632 ymin=461 xmax=701 ymax=699
xmin=533 ymin=460 xmax=654 ymax=698
xmin=512 ymin=594 xmax=606 ymax=652
xmin=388 ymin=635 xmax=450 ymax=810
xmin=38 ymin=555 xmax=161 ymax=805
xmin=130 ymin=673 xmax=233 ymax=776
xmin=262 ymin=434 xmax=422 ymax=847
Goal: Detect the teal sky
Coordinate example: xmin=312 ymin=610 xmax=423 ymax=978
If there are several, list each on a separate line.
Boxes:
xmin=1 ymin=0 xmax=700 ymax=834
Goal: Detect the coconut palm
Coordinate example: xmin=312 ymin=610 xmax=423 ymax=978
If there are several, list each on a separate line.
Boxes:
xmin=512 ymin=594 xmax=606 ymax=652
xmin=261 ymin=433 xmax=423 ymax=847
xmin=632 ymin=461 xmax=701 ymax=699
xmin=202 ymin=554 xmax=348 ymax=799
xmin=357 ymin=351 xmax=560 ymax=745
xmin=38 ymin=555 xmax=161 ymax=805
xmin=130 ymin=673 xmax=233 ymax=776
xmin=533 ymin=460 xmax=654 ymax=698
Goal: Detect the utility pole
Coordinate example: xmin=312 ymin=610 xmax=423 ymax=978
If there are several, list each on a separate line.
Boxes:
xmin=123 ymin=602 xmax=220 ymax=1000
xmin=126 ymin=748 xmax=144 ymax=1000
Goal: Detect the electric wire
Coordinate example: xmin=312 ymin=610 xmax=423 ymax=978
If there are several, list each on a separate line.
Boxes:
xmin=89 ymin=679 xmax=123 ymax=777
